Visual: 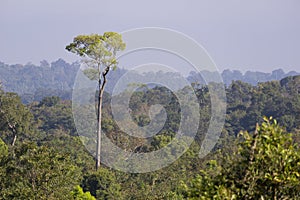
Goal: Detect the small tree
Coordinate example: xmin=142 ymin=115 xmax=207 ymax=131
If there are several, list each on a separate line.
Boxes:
xmin=66 ymin=33 xmax=125 ymax=170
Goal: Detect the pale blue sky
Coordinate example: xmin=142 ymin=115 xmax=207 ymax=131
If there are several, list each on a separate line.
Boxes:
xmin=1 ymin=0 xmax=299 ymax=72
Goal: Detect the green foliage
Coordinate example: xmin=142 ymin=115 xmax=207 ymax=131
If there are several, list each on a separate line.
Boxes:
xmin=225 ymin=77 xmax=300 ymax=134
xmin=66 ymin=32 xmax=125 ymax=70
xmin=1 ymin=75 xmax=300 ymax=199
xmin=177 ymin=118 xmax=300 ymax=199
xmin=71 ymin=185 xmax=96 ymax=200
xmin=82 ymin=168 xmax=122 ymax=200
xmin=230 ymin=117 xmax=300 ymax=199
xmin=151 ymin=134 xmax=173 ymax=150
xmin=0 ymin=142 xmax=82 ymax=199
xmin=0 ymin=138 xmax=8 ymax=159
xmin=41 ymin=135 xmax=95 ymax=171
xmin=30 ymin=98 xmax=76 ymax=135
xmin=0 ymin=91 xmax=33 ymax=145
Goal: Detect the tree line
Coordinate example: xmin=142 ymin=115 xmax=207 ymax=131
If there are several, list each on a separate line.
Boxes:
xmin=0 ymin=59 xmax=298 ymax=104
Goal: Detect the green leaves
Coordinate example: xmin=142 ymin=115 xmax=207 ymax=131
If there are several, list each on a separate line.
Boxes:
xmin=82 ymin=168 xmax=122 ymax=200
xmin=70 ymin=185 xmax=96 ymax=200
xmin=231 ymin=118 xmax=300 ymax=198
xmin=0 ymin=138 xmax=8 ymax=159
xmin=0 ymin=91 xmax=33 ymax=146
xmin=0 ymin=142 xmax=82 ymax=199
xmin=66 ymin=32 xmax=125 ymax=69
xmin=66 ymin=34 xmax=103 ymax=57
xmin=66 ymin=32 xmax=126 ymax=86
xmin=177 ymin=118 xmax=300 ymax=199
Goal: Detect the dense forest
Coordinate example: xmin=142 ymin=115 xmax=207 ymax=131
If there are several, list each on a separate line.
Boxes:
xmin=0 ymin=59 xmax=299 ymax=104
xmin=0 ymin=74 xmax=299 ymax=199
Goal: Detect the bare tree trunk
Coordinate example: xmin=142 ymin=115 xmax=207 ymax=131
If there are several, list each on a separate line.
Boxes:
xmin=95 ymin=66 xmax=110 ymax=171
xmin=11 ymin=134 xmax=17 ymax=146
xmin=7 ymin=122 xmax=17 ymax=146
xmin=96 ymin=79 xmax=102 ymax=170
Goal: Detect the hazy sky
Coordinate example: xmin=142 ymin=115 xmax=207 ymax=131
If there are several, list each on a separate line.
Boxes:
xmin=1 ymin=0 xmax=299 ymax=72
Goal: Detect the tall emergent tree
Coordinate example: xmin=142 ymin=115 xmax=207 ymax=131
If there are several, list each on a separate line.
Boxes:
xmin=66 ymin=33 xmax=126 ymax=170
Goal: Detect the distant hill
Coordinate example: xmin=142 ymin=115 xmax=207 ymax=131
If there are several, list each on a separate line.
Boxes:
xmin=0 ymin=59 xmax=299 ymax=103
xmin=0 ymin=59 xmax=79 ymax=103
xmin=187 ymin=69 xmax=300 ymax=86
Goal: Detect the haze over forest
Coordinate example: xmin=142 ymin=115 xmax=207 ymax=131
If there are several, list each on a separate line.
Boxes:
xmin=0 ymin=59 xmax=299 ymax=104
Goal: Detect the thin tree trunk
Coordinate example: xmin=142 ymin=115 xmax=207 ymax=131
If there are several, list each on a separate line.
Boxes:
xmin=95 ymin=66 xmax=110 ymax=171
xmin=96 ymin=79 xmax=102 ymax=170
xmin=7 ymin=122 xmax=17 ymax=146
xmin=11 ymin=134 xmax=17 ymax=146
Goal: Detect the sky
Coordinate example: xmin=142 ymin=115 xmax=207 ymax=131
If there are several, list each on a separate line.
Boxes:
xmin=1 ymin=0 xmax=300 ymax=73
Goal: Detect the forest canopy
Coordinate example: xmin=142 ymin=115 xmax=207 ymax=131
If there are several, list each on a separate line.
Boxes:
xmin=0 ymin=74 xmax=299 ymax=199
